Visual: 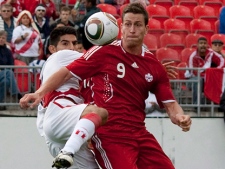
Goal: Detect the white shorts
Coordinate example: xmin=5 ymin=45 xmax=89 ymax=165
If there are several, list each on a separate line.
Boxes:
xmin=41 ymin=98 xmax=99 ymax=169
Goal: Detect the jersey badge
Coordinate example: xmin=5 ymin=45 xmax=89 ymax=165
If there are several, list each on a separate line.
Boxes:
xmin=131 ymin=62 xmax=139 ymax=68
xmin=145 ymin=73 xmax=153 ymax=82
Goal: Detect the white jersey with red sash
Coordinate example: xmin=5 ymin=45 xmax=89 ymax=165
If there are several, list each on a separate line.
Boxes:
xmin=12 ymin=25 xmax=41 ymax=57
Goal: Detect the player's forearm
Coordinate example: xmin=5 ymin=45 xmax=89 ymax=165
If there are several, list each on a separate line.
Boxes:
xmin=35 ymin=67 xmax=72 ymax=98
xmin=163 ymin=101 xmax=184 ymax=125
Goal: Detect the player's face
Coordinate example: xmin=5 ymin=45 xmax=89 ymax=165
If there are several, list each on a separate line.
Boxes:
xmin=49 ymin=34 xmax=78 ymax=53
xmin=121 ymin=13 xmax=148 ymax=48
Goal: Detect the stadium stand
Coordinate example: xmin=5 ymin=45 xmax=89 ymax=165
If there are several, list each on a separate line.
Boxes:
xmin=148 ymin=18 xmax=164 ymax=47
xmin=146 ymin=4 xmax=169 ymax=28
xmin=97 ymin=4 xmax=120 ymax=18
xmin=190 ymin=19 xmax=214 ymax=43
xmin=163 ymin=18 xmax=189 ymax=44
xmin=154 ymin=0 xmax=174 ymax=15
xmin=185 ymin=33 xmax=204 ymax=48
xmin=180 ymin=47 xmax=196 ymax=63
xmin=160 ymin=33 xmax=185 ymax=55
xmin=156 ymin=47 xmax=181 ymax=66
xmin=178 ymin=1 xmax=199 ymax=16
xmin=143 ymin=34 xmax=158 ymax=54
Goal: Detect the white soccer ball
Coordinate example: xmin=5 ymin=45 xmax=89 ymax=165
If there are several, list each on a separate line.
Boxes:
xmin=85 ymin=12 xmax=119 ymax=46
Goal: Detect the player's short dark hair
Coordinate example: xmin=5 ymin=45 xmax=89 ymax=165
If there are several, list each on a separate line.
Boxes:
xmin=122 ymin=2 xmax=149 ymax=26
xmin=198 ymin=37 xmax=207 ymax=43
xmin=49 ymin=26 xmax=77 ymax=46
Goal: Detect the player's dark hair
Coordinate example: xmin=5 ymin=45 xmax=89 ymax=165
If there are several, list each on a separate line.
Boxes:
xmin=49 ymin=26 xmax=77 ymax=46
xmin=122 ymin=2 xmax=149 ymax=26
xmin=198 ymin=37 xmax=207 ymax=43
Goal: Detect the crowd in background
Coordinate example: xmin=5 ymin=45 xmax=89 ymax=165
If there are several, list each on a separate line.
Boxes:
xmin=1 ymin=0 xmax=225 ymax=114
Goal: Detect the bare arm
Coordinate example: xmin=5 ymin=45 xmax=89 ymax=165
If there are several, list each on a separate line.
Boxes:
xmin=20 ymin=67 xmax=73 ymax=109
xmin=163 ymin=101 xmax=192 ymax=132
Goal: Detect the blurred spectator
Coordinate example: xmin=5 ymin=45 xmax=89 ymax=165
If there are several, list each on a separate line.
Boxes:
xmin=33 ymin=4 xmax=50 ymax=42
xmin=21 ymin=0 xmax=59 ymax=20
xmin=211 ymin=39 xmax=225 ymax=58
xmin=40 ymin=0 xmax=59 ymax=20
xmin=50 ymin=6 xmax=74 ymax=32
xmin=75 ymin=0 xmax=101 ymax=50
xmin=71 ymin=0 xmax=85 ymax=23
xmin=219 ymin=7 xmax=225 ymax=34
xmin=43 ymin=21 xmax=66 ymax=59
xmin=12 ymin=10 xmax=43 ymax=65
xmin=0 ymin=4 xmax=17 ymax=46
xmin=0 ymin=30 xmax=22 ymax=110
xmin=0 ymin=0 xmax=23 ymax=17
xmin=185 ymin=37 xmax=225 ymax=104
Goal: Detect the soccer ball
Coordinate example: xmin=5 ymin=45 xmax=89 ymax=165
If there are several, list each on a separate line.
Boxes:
xmin=84 ymin=12 xmax=119 ymax=46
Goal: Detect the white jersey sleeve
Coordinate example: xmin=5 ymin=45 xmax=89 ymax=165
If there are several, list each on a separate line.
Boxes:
xmin=41 ymin=50 xmax=83 ymax=92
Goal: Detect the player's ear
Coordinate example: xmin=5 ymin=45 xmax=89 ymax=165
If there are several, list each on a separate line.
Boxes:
xmin=145 ymin=25 xmax=149 ymax=35
xmin=48 ymin=45 xmax=57 ymax=54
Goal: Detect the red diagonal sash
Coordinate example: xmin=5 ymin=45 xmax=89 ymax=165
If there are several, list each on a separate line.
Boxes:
xmin=15 ymin=31 xmax=38 ymax=54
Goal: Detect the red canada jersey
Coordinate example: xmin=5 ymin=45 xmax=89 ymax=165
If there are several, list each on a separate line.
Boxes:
xmin=67 ymin=41 xmax=175 ymax=137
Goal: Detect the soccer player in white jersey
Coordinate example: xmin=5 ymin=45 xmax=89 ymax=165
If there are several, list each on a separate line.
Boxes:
xmin=20 ymin=3 xmax=192 ymax=169
xmin=36 ymin=26 xmax=108 ymax=169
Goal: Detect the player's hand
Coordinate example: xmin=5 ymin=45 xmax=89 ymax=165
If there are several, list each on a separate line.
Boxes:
xmin=175 ymin=114 xmax=192 ymax=132
xmin=162 ymin=61 xmax=178 ymax=79
xmin=19 ymin=93 xmax=42 ymax=109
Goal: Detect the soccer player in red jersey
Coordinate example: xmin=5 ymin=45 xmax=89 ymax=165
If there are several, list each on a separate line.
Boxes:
xmin=20 ymin=2 xmax=192 ymax=169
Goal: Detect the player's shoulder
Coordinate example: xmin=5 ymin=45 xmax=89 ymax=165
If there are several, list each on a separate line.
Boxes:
xmin=56 ymin=49 xmax=82 ymax=56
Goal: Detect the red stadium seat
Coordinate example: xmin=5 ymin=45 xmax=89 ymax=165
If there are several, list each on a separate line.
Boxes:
xmin=163 ymin=18 xmax=189 ymax=43
xmin=119 ymin=4 xmax=128 ymax=16
xmin=164 ymin=18 xmax=186 ymax=31
xmin=148 ymin=18 xmax=165 ymax=48
xmin=148 ymin=18 xmax=161 ymax=29
xmin=160 ymin=33 xmax=185 ymax=55
xmin=156 ymin=47 xmax=181 ymax=65
xmin=180 ymin=47 xmax=196 ymax=63
xmin=185 ymin=33 xmax=205 ymax=48
xmin=175 ymin=16 xmax=193 ymax=31
xmin=174 ymin=0 xmax=198 ymax=5
xmin=146 ymin=4 xmax=169 ymax=29
xmin=146 ymin=4 xmax=168 ymax=17
xmin=190 ymin=19 xmax=212 ymax=33
xmin=198 ymin=0 xmax=223 ymax=5
xmin=169 ymin=5 xmax=192 ymax=18
xmin=193 ymin=5 xmax=217 ymax=31
xmin=179 ymin=1 xmax=199 ymax=16
xmin=203 ymin=1 xmax=223 ymax=17
xmin=143 ymin=34 xmax=158 ymax=53
xmin=154 ymin=0 xmax=174 ymax=15
xmin=215 ymin=20 xmax=220 ymax=34
xmin=193 ymin=5 xmax=216 ymax=19
xmin=97 ymin=4 xmax=120 ymax=18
